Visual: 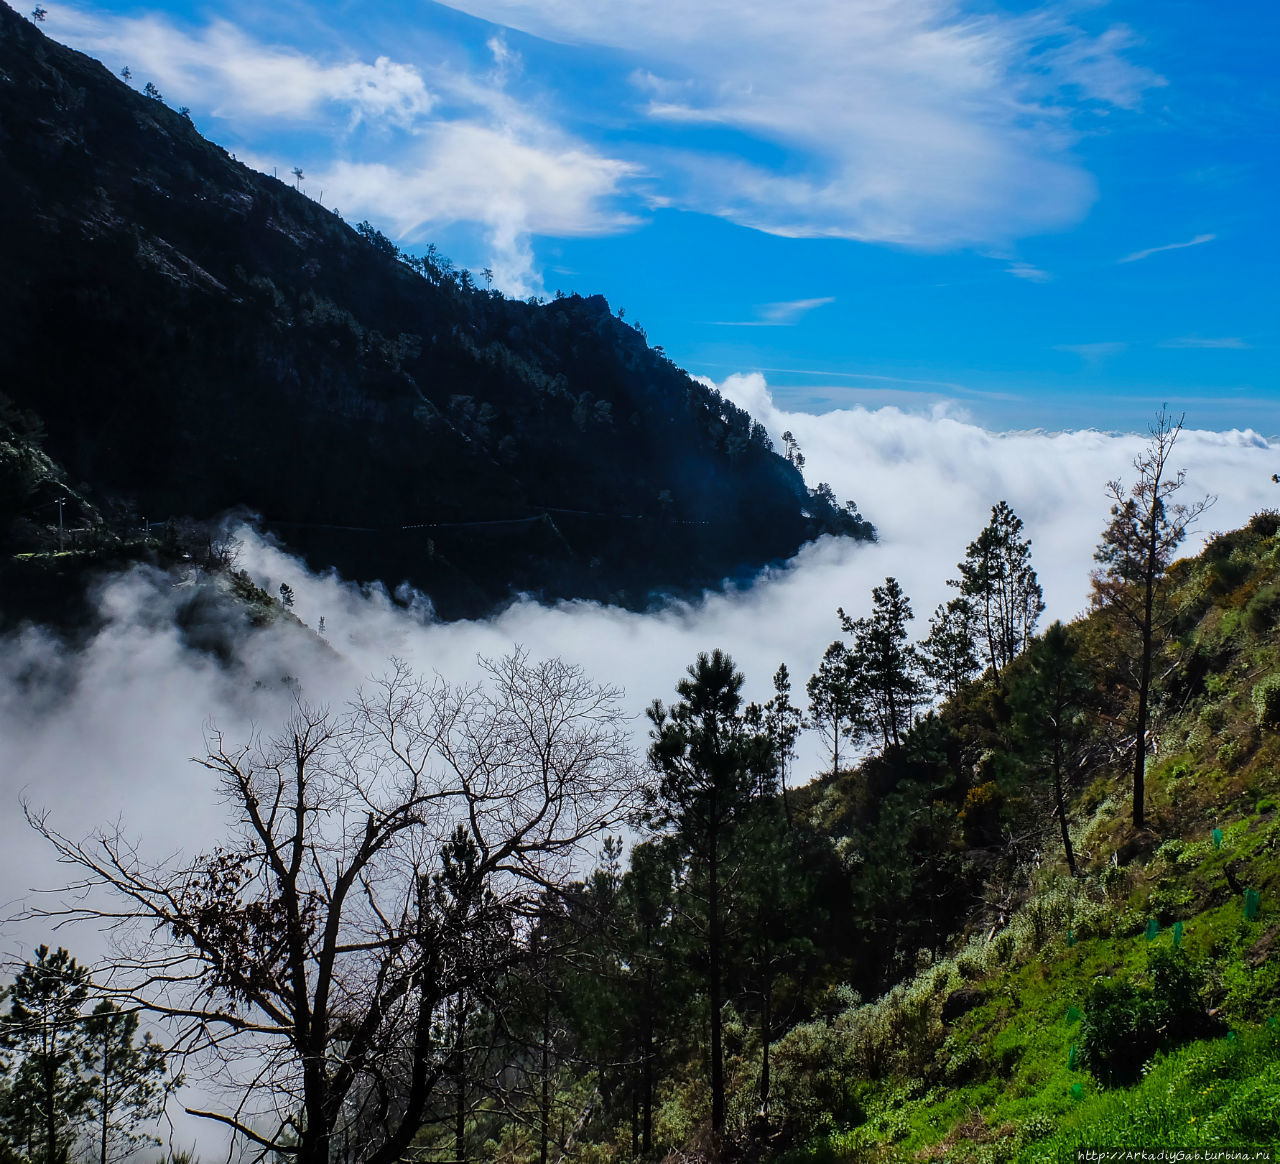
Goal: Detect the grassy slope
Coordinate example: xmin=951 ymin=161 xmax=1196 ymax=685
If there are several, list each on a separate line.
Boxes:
xmin=773 ymin=514 xmax=1280 ymax=1163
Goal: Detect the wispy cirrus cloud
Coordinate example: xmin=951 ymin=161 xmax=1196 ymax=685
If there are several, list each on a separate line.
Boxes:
xmin=714 ymin=297 xmax=835 ymax=327
xmin=1055 ymin=342 xmax=1127 ymax=361
xmin=1119 ymin=233 xmax=1216 ymax=264
xmin=438 ymin=0 xmax=1164 ymax=248
xmin=1007 ymin=262 xmax=1052 ymax=283
xmin=44 ymin=0 xmax=1168 ymax=282
xmin=1159 ymin=336 xmax=1251 ymax=350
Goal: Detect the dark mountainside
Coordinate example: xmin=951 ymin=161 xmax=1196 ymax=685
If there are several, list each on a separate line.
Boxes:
xmin=0 ymin=3 xmax=871 ymax=620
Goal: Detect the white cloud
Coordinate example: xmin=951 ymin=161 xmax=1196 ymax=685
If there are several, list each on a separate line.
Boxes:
xmin=49 ymin=9 xmax=434 ymax=126
xmin=317 ymin=127 xmax=640 ymax=296
xmin=436 ymin=0 xmax=1163 ymax=247
xmin=760 ymin=297 xmax=834 ymax=324
xmin=1119 ymin=233 xmax=1216 ymax=264
xmin=713 ymin=296 xmax=835 ymax=326
xmin=44 ymin=7 xmax=639 ymax=297
xmin=6 ymin=382 xmax=1271 ymax=896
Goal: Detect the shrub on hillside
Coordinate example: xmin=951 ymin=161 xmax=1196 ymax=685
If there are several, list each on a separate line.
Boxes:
xmin=1252 ymin=673 xmax=1280 ymax=729
xmin=1080 ymin=948 xmax=1216 ymax=1085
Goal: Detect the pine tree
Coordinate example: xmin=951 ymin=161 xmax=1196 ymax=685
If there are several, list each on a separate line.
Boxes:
xmin=951 ymin=501 xmax=1044 ymax=681
xmin=84 ymin=1002 xmax=168 ymax=1164
xmin=1009 ymin=622 xmax=1093 ymax=875
xmin=0 ymin=947 xmax=94 ymax=1164
xmin=921 ymin=595 xmax=981 ymax=703
xmin=747 ymin=664 xmax=805 ymax=823
xmin=806 ymin=642 xmax=859 ymax=774
xmin=645 ymin=650 xmax=774 ymax=1139
xmin=840 ymin=577 xmax=924 ymax=751
xmin=616 ymin=840 xmax=682 ymax=1156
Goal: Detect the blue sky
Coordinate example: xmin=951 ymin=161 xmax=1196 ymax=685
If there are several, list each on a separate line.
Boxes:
xmin=32 ymin=0 xmax=1279 ymax=432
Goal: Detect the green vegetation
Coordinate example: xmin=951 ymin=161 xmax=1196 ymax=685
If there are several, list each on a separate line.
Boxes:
xmin=0 ymin=947 xmax=169 ymax=1164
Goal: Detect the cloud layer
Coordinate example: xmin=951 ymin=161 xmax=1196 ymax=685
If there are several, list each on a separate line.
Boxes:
xmin=3 ymin=381 xmax=1274 ymax=1141
xmin=6 ymin=383 xmax=1273 ymax=895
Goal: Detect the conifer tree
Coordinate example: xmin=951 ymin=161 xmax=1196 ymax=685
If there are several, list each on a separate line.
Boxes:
xmin=951 ymin=501 xmax=1044 ymax=681
xmin=645 ymin=650 xmax=774 ymax=1139
xmin=1009 ymin=622 xmax=1093 ymax=875
xmin=921 ymin=595 xmax=981 ymax=703
xmin=84 ymin=1001 xmax=169 ymax=1164
xmin=0 ymin=946 xmax=93 ymax=1164
xmin=840 ymin=577 xmax=924 ymax=751
xmin=806 ymin=643 xmax=859 ymax=774
xmin=747 ymin=664 xmax=805 ymax=824
xmin=616 ymin=840 xmax=681 ymax=1156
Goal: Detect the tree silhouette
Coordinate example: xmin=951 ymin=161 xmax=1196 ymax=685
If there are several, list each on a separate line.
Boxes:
xmin=840 ymin=577 xmax=924 ymax=751
xmin=25 ymin=654 xmax=639 ymax=1164
xmin=951 ymin=501 xmax=1044 ymax=682
xmin=1093 ymin=409 xmax=1212 ymax=828
xmin=0 ymin=946 xmax=94 ymax=1164
xmin=806 ymin=642 xmax=859 ymax=774
xmin=84 ymin=1002 xmax=169 ymax=1164
xmin=645 ymin=650 xmax=774 ymax=1140
xmin=1009 ymin=622 xmax=1093 ymax=875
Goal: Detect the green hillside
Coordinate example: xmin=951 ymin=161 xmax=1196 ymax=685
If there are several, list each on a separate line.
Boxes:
xmin=435 ymin=507 xmax=1280 ymax=1164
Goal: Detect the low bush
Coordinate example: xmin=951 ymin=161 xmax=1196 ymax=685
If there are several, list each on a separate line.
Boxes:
xmin=1080 ymin=948 xmax=1217 ymax=1085
xmin=1252 ymin=673 xmax=1280 ymax=729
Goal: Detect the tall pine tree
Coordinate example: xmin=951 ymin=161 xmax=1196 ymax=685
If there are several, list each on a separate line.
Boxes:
xmin=645 ymin=650 xmax=775 ymax=1139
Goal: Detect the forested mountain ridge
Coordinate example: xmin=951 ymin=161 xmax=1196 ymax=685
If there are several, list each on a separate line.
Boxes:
xmin=0 ymin=1 xmax=871 ymax=619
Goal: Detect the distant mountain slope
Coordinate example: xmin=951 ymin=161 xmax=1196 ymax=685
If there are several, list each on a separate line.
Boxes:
xmin=0 ymin=2 xmax=871 ymax=618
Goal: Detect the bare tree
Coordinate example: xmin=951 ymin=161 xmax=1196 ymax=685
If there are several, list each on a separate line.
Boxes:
xmin=1092 ymin=409 xmax=1213 ymax=829
xmin=23 ymin=652 xmax=640 ymax=1164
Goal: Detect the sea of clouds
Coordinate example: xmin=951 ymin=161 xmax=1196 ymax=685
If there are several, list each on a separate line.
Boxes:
xmin=4 ymin=381 xmax=1277 ymax=932
xmin=1 ymin=377 xmax=1274 ymax=1149
xmin=5 ymin=380 xmax=1278 ymax=909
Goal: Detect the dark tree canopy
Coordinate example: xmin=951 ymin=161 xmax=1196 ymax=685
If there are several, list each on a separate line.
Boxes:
xmin=951 ymin=501 xmax=1044 ymax=682
xmin=646 ymin=650 xmax=776 ymax=1139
